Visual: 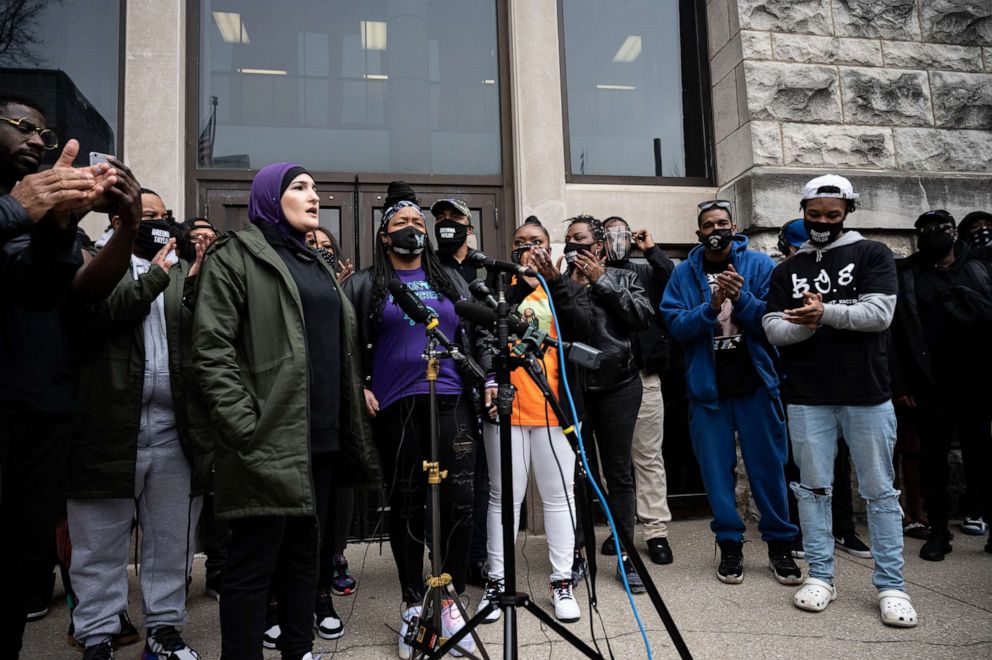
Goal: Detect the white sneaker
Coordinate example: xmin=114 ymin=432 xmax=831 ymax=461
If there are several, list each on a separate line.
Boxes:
xmin=262 ymin=624 xmax=280 ymax=650
xmin=550 ymin=579 xmax=580 ymax=623
xmin=476 ymin=578 xmax=503 ymax=623
xmin=962 ymin=516 xmax=988 ymax=536
xmin=441 ymin=599 xmax=476 ymax=657
xmin=398 ymin=604 xmax=421 ymax=660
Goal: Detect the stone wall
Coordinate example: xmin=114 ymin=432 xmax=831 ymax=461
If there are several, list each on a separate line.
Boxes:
xmin=707 ymin=0 xmax=992 ymax=234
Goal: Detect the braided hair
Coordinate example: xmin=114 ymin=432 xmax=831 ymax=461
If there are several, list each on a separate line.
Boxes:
xmin=565 ymin=214 xmax=605 ymax=241
xmin=368 ymin=210 xmax=462 ymax=328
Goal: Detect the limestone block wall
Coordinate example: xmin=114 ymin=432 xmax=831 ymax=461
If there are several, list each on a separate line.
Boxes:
xmin=706 ymin=0 xmax=992 ymax=234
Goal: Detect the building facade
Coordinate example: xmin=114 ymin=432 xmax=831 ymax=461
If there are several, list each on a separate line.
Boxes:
xmin=3 ymin=0 xmax=990 ymax=521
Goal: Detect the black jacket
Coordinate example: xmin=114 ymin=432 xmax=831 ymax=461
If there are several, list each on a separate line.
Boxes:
xmin=890 ymin=243 xmax=992 ymax=402
xmin=0 ymin=220 xmax=83 ymax=414
xmin=342 ymin=264 xmax=492 ymax=402
xmin=609 ymin=246 xmax=675 ymax=374
xmin=548 ymin=268 xmax=653 ymax=392
xmin=0 ymin=195 xmax=31 ymax=246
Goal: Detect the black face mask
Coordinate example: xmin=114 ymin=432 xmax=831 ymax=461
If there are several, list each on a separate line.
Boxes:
xmin=434 ymin=220 xmax=468 ymax=255
xmin=804 ymin=220 xmax=844 ymax=246
xmin=700 ymin=228 xmax=733 ymax=252
xmin=316 ymin=247 xmax=340 ymax=272
xmin=134 ymin=219 xmax=173 ymax=260
xmin=563 ymin=242 xmax=593 ymax=266
xmin=966 ymin=226 xmax=992 ymax=249
xmin=917 ymin=231 xmax=954 ymax=262
xmin=386 ymin=226 xmax=427 ymax=256
xmin=510 ymin=244 xmax=536 ymax=265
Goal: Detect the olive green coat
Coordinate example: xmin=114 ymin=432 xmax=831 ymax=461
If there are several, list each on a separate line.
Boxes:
xmin=69 ymin=258 xmax=211 ymax=498
xmin=192 ymin=223 xmax=379 ymax=520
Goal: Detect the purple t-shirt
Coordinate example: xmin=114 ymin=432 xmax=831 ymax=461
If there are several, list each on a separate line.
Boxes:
xmin=371 ymin=267 xmax=464 ymax=411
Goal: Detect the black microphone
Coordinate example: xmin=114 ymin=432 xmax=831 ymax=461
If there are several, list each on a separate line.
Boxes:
xmin=468 ymin=280 xmax=499 ymax=310
xmin=387 ymin=279 xmax=435 ymax=325
xmin=466 ymin=250 xmax=536 ymax=278
xmin=387 ymin=280 xmax=485 ymax=382
xmin=454 ymin=301 xmax=603 ymax=370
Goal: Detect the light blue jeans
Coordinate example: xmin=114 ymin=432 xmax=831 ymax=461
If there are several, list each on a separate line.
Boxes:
xmin=787 ymin=402 xmax=904 ymax=591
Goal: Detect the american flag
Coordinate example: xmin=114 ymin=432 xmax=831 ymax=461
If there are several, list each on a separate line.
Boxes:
xmin=198 ymin=96 xmax=218 ymax=167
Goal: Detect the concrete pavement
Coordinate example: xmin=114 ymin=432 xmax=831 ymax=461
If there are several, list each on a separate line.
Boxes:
xmin=20 ymin=518 xmax=992 ymax=659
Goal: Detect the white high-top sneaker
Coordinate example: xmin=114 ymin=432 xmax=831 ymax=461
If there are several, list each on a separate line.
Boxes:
xmin=549 ymin=579 xmax=581 ymax=623
xmin=398 ymin=603 xmax=421 ymax=660
xmin=441 ymin=599 xmax=476 ymax=657
xmin=475 ymin=578 xmax=503 ymax=623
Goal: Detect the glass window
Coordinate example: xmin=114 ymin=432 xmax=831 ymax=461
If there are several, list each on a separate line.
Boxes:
xmin=198 ymin=1 xmax=501 ymax=175
xmin=0 ymin=0 xmax=121 ymax=166
xmin=561 ymin=0 xmax=707 ymax=179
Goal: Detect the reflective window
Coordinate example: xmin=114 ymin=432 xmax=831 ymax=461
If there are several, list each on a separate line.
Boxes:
xmin=0 ymin=0 xmax=121 ymax=166
xmin=561 ymin=0 xmax=707 ymax=178
xmin=199 ymin=1 xmax=501 ymax=175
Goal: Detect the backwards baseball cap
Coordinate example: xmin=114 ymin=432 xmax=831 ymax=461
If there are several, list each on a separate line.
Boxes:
xmin=430 ymin=198 xmax=471 ymax=220
xmin=802 ymin=174 xmax=860 ymax=201
xmin=780 ymin=218 xmax=809 ymax=249
xmin=914 ymin=209 xmax=956 ymax=229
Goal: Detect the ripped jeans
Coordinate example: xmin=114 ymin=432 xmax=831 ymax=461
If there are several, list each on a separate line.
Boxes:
xmin=374 ymin=394 xmax=477 ymax=604
xmin=787 ymin=402 xmax=904 ymax=591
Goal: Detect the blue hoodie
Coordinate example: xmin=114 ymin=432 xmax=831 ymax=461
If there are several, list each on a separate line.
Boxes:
xmin=660 ymin=235 xmax=779 ymax=409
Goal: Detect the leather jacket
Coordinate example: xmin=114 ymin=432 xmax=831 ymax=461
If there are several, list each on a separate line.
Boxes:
xmin=547 ymin=267 xmax=653 ymax=392
xmin=342 ymin=264 xmax=492 ymax=405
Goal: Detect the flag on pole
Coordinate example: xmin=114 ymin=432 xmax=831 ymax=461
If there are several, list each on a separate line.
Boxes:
xmin=198 ymin=96 xmax=218 ymax=167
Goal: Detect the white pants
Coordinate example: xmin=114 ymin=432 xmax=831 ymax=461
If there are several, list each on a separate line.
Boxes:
xmin=632 ymin=371 xmax=672 ymax=539
xmin=484 ymin=424 xmax=575 ymax=582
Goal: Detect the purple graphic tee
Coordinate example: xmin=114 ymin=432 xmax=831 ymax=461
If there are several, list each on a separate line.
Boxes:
xmin=371 ymin=267 xmax=464 ymax=411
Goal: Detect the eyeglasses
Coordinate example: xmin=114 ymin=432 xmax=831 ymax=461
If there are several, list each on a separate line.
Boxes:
xmin=697 ymin=199 xmax=732 ymax=212
xmin=0 ymin=116 xmax=58 ymax=149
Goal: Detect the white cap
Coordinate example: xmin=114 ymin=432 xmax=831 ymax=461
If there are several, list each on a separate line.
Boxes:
xmin=802 ymin=174 xmax=860 ymax=201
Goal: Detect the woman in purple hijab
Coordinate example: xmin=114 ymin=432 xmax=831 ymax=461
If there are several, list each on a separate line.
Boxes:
xmin=192 ymin=163 xmax=379 ymax=660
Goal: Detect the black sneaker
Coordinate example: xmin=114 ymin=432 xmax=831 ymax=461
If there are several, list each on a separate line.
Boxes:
xmin=82 ymin=640 xmax=114 ymax=660
xmin=570 ymin=550 xmax=587 ymax=586
xmin=203 ymin=572 xmax=222 ymax=601
xmin=615 ymin=556 xmax=646 ymax=594
xmin=767 ymin=541 xmax=803 ymax=585
xmin=647 ymin=537 xmax=673 ymax=565
xmin=144 ymin=625 xmax=200 ymax=659
xmin=262 ymin=598 xmax=280 ymax=649
xmin=601 ymin=534 xmax=617 ymax=556
xmin=68 ymin=611 xmax=140 ymax=650
xmin=25 ymin=569 xmax=55 ymax=622
xmin=920 ymin=529 xmax=953 ymax=561
xmin=314 ymin=587 xmax=344 ymax=640
xmin=835 ymin=533 xmax=872 ymax=559
xmin=716 ymin=540 xmax=744 ymax=584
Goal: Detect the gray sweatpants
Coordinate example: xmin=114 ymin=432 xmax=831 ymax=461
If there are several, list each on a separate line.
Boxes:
xmin=68 ymin=440 xmax=202 ymax=645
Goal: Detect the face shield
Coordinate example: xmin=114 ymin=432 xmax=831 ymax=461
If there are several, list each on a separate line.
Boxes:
xmin=604 ymin=226 xmax=632 ymax=262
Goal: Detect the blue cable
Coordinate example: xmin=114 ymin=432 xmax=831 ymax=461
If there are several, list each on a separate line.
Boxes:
xmin=535 ymin=273 xmax=653 ymax=660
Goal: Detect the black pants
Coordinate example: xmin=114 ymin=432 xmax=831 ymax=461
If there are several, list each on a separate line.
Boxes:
xmin=0 ymin=413 xmax=70 ymax=660
xmin=315 ymin=459 xmax=351 ymax=587
xmin=919 ymin=390 xmax=991 ymax=532
xmin=469 ymin=431 xmax=490 ymax=565
xmin=785 ymin=437 xmax=855 ymax=538
xmin=575 ymin=376 xmax=642 ymax=548
xmin=219 ymin=456 xmax=334 ymax=660
xmin=375 ymin=394 xmax=476 ymax=604
xmin=201 ymin=483 xmax=231 ymax=581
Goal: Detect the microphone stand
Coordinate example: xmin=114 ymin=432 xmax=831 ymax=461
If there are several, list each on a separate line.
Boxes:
xmin=405 ymin=334 xmax=489 ymax=660
xmin=437 ymin=274 xmax=604 ymax=660
xmin=443 ymin=271 xmax=694 ymax=660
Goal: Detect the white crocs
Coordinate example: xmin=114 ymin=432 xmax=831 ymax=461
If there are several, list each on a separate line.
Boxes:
xmin=878 ymin=590 xmax=918 ymax=628
xmin=793 ymin=577 xmax=836 ymax=612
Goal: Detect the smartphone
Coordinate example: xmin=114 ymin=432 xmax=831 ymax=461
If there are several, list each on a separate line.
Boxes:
xmin=89 ymin=152 xmax=113 ymax=167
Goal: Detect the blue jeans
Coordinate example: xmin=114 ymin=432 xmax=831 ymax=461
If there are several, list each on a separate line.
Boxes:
xmin=788 ymin=402 xmax=904 ymax=591
xmin=689 ymin=387 xmax=797 ymax=543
